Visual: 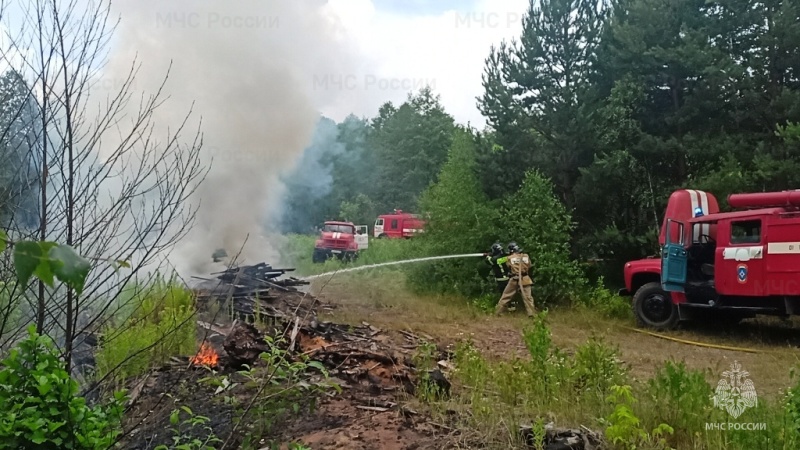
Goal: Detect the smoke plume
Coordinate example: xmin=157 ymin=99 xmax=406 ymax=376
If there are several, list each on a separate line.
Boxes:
xmin=99 ymin=0 xmax=361 ymax=276
xmin=278 ymin=116 xmax=345 ymax=233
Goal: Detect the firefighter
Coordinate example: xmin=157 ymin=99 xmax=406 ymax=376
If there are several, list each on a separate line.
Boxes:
xmin=484 ymin=242 xmax=510 ymax=292
xmin=495 ymin=241 xmax=536 ymax=317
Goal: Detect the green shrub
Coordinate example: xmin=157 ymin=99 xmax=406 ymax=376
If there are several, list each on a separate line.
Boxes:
xmin=498 ymin=169 xmax=589 ymax=305
xmin=645 ymin=361 xmax=713 ymax=438
xmin=576 ymin=276 xmax=633 ymax=320
xmin=571 ymin=335 xmax=628 ymax=406
xmin=603 ymin=385 xmax=674 ymax=450
xmin=95 ymin=278 xmax=196 ymax=383
xmin=0 ymin=326 xmax=125 ymax=449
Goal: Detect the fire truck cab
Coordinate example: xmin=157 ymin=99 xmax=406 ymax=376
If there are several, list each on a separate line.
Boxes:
xmin=373 ymin=210 xmax=425 ymax=239
xmin=312 ymin=221 xmax=368 ymax=263
xmin=621 ymin=189 xmax=800 ymax=330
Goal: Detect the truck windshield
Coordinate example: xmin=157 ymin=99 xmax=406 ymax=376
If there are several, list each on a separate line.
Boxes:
xmin=323 ymin=224 xmax=354 ymax=233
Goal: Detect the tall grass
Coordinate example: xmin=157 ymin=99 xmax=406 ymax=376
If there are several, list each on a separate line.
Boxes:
xmin=414 ymin=311 xmax=800 ymax=450
xmin=95 ymin=276 xmax=196 ymax=384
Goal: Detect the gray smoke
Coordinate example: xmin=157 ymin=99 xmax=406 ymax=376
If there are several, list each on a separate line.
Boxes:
xmin=277 ymin=116 xmax=346 ymax=233
xmin=98 ymin=0 xmax=361 ymax=276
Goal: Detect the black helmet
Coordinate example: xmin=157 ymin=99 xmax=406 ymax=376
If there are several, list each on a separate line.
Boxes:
xmin=508 ymin=242 xmax=521 ymax=253
xmin=490 ymin=242 xmax=504 ymax=256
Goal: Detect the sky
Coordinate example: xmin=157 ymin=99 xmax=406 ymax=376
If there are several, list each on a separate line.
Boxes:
xmin=0 ymin=0 xmax=529 ymax=129
xmin=315 ymin=0 xmax=529 ymax=128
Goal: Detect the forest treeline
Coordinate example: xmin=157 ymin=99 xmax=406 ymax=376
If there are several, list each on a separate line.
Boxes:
xmin=279 ymin=0 xmax=800 ymax=287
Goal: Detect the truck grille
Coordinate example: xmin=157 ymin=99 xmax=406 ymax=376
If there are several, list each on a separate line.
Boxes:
xmin=324 ymin=239 xmax=348 ymax=248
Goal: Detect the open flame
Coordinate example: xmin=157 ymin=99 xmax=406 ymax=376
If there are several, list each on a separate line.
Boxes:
xmin=191 ymin=342 xmax=219 ymax=367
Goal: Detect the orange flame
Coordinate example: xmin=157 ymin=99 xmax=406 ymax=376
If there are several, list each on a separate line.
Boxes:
xmin=191 ymin=343 xmax=219 ymax=367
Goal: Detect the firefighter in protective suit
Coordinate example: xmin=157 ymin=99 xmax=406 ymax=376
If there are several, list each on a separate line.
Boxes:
xmin=495 ymin=242 xmax=536 ymax=317
xmin=484 ymin=242 xmax=509 ymax=292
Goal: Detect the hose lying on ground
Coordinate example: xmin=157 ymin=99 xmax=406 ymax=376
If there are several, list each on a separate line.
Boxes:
xmin=620 ymin=325 xmax=763 ymax=354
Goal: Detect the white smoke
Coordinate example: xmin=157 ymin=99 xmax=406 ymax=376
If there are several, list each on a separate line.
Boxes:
xmin=97 ymin=0 xmax=362 ymax=276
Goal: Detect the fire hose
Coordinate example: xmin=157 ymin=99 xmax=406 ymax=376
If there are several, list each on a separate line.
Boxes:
xmin=619 ymin=325 xmax=764 ymax=354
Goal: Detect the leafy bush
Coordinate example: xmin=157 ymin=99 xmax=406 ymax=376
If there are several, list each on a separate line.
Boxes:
xmin=95 ymin=277 xmax=196 ymax=383
xmin=602 ymin=385 xmax=674 ymax=450
xmin=498 ymin=169 xmax=588 ymax=305
xmin=645 ymin=361 xmax=713 ymax=436
xmin=576 ymin=276 xmax=633 ymax=320
xmin=0 ymin=326 xmax=125 ymax=449
xmin=571 ymin=335 xmax=628 ymax=405
xmin=410 ymin=128 xmax=501 ymax=296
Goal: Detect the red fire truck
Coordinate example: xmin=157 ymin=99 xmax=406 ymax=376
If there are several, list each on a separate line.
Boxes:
xmin=620 ymin=189 xmax=800 ymax=330
xmin=373 ymin=210 xmax=425 ymax=239
xmin=312 ymin=221 xmax=368 ymax=263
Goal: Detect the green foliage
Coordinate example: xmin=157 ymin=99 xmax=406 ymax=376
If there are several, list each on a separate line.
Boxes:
xmin=411 ymin=128 xmax=499 ymax=296
xmin=782 ymin=366 xmax=800 ymax=449
xmin=645 ymin=361 xmax=712 ymax=436
xmin=603 ymin=385 xmax=674 ymax=450
xmin=95 ymin=278 xmax=196 ymax=383
xmin=338 ymin=193 xmax=377 ymax=225
xmin=576 ymin=277 xmax=633 ymax=320
xmin=477 ymin=0 xmax=604 ymax=202
xmin=154 ymin=406 xmax=222 ymax=450
xmin=370 ymin=87 xmax=456 ymax=212
xmin=12 ymin=240 xmax=91 ymax=295
xmin=572 ymin=336 xmax=627 ymax=401
xmin=444 ymin=314 xmax=636 ymax=445
xmin=0 ymin=326 xmax=125 ymax=449
xmin=278 ymin=88 xmax=456 ymax=234
xmin=499 ymin=169 xmax=588 ymax=304
xmin=418 ymin=128 xmax=497 ymax=251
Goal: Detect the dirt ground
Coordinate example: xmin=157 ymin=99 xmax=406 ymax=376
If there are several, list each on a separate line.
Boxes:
xmin=310 ymin=273 xmax=800 ymax=403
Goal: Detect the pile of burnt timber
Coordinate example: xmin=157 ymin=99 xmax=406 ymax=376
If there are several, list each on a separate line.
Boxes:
xmin=213 ymin=262 xmax=308 ymax=293
xmin=192 ymin=262 xmax=448 ymax=400
xmin=194 ymin=262 xmax=310 ymax=322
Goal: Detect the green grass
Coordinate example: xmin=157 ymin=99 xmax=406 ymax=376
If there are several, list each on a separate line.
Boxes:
xmin=409 ymin=310 xmax=800 ymax=450
xmin=95 ymin=277 xmax=197 ymax=384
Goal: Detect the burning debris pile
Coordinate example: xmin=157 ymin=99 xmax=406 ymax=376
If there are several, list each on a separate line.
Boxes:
xmin=191 ymin=262 xmax=440 ymax=391
xmin=121 ymin=261 xmax=603 ymax=449
xmin=193 ymin=262 xmax=311 ymax=322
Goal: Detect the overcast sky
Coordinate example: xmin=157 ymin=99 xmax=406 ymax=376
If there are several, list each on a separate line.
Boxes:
xmin=1 ymin=0 xmax=529 ymax=129
xmin=319 ymin=0 xmax=528 ymax=129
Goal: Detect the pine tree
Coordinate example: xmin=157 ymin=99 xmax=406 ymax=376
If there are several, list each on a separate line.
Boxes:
xmin=477 ymin=0 xmax=606 ymax=206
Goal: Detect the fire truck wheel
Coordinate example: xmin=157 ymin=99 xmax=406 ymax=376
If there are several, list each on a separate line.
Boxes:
xmin=632 ymin=282 xmax=679 ymax=330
